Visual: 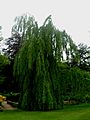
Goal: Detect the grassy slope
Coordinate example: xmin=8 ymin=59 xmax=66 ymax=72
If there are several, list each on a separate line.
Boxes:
xmin=0 ymin=104 xmax=90 ymax=120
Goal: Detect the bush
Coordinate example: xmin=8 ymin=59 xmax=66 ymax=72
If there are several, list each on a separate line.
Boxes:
xmin=85 ymin=94 xmax=90 ymax=103
xmin=5 ymin=92 xmax=20 ymax=102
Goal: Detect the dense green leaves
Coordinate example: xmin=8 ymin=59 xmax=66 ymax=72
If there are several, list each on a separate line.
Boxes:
xmin=0 ymin=54 xmax=10 ymax=91
xmin=13 ymin=15 xmax=64 ymax=110
xmin=77 ymin=43 xmax=90 ymax=71
xmin=0 ymin=13 xmax=90 ymax=111
xmin=12 ymin=14 xmax=90 ymax=110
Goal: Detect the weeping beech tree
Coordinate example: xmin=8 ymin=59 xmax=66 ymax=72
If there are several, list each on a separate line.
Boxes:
xmin=13 ymin=14 xmax=77 ymax=110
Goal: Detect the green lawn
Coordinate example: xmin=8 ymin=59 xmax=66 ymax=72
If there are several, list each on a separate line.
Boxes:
xmin=0 ymin=104 xmax=90 ymax=120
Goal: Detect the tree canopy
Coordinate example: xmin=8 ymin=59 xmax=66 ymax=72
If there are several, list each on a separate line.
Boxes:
xmin=0 ymin=14 xmax=90 ymax=111
xmin=14 ymin=15 xmax=64 ymax=110
xmin=13 ymin=14 xmax=90 ymax=110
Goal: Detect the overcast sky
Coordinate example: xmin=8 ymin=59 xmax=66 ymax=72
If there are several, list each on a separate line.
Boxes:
xmin=0 ymin=0 xmax=90 ymax=46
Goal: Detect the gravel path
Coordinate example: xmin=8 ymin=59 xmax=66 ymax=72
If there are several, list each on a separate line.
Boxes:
xmin=1 ymin=101 xmax=17 ymax=110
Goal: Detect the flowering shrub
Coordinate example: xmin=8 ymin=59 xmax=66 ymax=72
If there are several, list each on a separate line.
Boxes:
xmin=0 ymin=95 xmax=6 ymax=102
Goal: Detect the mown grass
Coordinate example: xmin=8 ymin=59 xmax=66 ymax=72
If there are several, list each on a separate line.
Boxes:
xmin=0 ymin=103 xmax=90 ymax=120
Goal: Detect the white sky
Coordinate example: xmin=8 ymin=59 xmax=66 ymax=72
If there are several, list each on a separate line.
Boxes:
xmin=0 ymin=0 xmax=90 ymax=46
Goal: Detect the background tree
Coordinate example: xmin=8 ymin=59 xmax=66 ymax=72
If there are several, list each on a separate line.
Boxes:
xmin=3 ymin=33 xmax=21 ymax=60
xmin=0 ymin=54 xmax=10 ymax=92
xmin=77 ymin=43 xmax=90 ymax=71
xmin=0 ymin=26 xmax=3 ymax=41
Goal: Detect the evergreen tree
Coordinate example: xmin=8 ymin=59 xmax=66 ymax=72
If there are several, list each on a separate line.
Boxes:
xmin=3 ymin=33 xmax=21 ymax=60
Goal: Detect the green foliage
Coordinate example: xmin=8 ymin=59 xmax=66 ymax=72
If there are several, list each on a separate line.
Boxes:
xmin=13 ymin=14 xmax=90 ymax=110
xmin=0 ymin=54 xmax=9 ymax=66
xmin=61 ymin=65 xmax=90 ymax=103
xmin=4 ymin=92 xmax=20 ymax=102
xmin=0 ymin=54 xmax=10 ymax=91
xmin=0 ymin=26 xmax=3 ymax=41
xmin=77 ymin=43 xmax=90 ymax=71
xmin=12 ymin=13 xmax=35 ymax=40
xmin=13 ymin=15 xmax=64 ymax=111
